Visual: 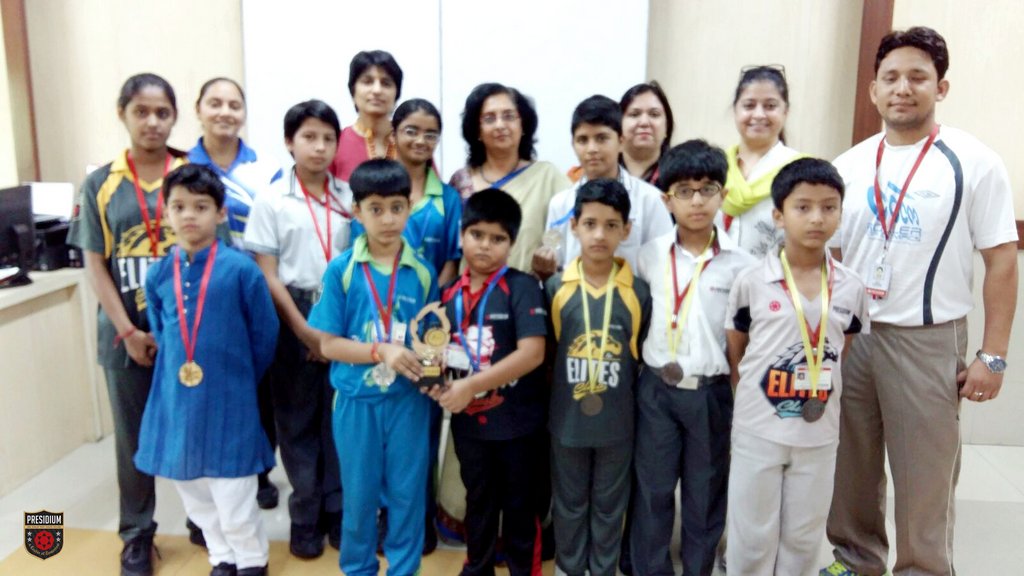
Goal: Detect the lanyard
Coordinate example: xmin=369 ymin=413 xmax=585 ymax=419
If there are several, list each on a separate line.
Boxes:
xmin=579 ymin=261 xmax=618 ymax=389
xmin=361 ymin=248 xmax=403 ymax=343
xmin=173 ymin=242 xmax=218 ymax=366
xmin=299 ymin=175 xmax=335 ymax=262
xmin=454 ymin=266 xmax=509 ymax=372
xmin=126 ymin=152 xmax=172 ymax=257
xmin=665 ymin=232 xmax=717 ymax=357
xmin=779 ymin=251 xmax=834 ymax=398
xmin=873 ymin=123 xmax=940 ymax=253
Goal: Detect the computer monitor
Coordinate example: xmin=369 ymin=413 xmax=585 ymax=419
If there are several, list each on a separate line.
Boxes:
xmin=0 ymin=185 xmax=36 ymax=288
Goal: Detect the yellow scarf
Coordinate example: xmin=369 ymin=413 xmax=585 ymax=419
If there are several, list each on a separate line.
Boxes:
xmin=721 ymin=144 xmax=807 ymax=217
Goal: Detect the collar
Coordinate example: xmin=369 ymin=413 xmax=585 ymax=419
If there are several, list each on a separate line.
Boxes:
xmin=576 ymin=165 xmax=630 ymax=190
xmin=112 ymin=149 xmax=186 ymax=176
xmin=351 ymin=234 xmax=420 ymax=270
xmin=673 ymin=225 xmax=739 ymax=257
xmin=763 ymin=247 xmax=835 ymax=283
xmin=284 ymin=165 xmax=340 ymax=198
xmin=188 ymin=137 xmax=258 ymax=172
xmin=424 ymin=167 xmax=444 ymax=197
xmin=176 ymin=239 xmax=219 ymax=264
xmin=562 ymin=256 xmax=634 ymax=290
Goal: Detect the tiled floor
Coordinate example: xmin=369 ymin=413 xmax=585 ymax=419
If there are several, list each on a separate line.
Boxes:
xmin=3 ymin=437 xmax=1024 ymax=574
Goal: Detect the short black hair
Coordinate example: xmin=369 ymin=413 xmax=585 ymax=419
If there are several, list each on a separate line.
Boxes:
xmin=571 ymin=95 xmax=622 ymax=136
xmin=461 ymin=188 xmax=522 ymax=243
xmin=350 ymin=159 xmax=411 ymax=203
xmin=347 ymin=50 xmax=403 ymax=104
xmin=573 ymin=178 xmax=631 ymax=222
xmin=283 ymin=99 xmax=341 ymax=141
xmin=118 ymin=73 xmax=177 ymax=114
xmin=657 ymin=139 xmax=728 ymax=192
xmin=771 ymin=157 xmax=845 ymax=210
xmin=461 ymin=83 xmax=538 ymax=167
xmin=620 ymin=81 xmax=675 ymax=159
xmin=162 ymin=164 xmax=225 ymax=208
xmin=876 ymin=26 xmax=949 ymax=80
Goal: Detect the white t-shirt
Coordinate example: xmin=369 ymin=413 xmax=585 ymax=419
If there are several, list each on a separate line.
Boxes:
xmin=831 ymin=126 xmax=1017 ymax=326
xmin=244 ymin=166 xmax=353 ymax=290
xmin=726 ymin=251 xmax=869 ymax=447
xmin=637 ymin=228 xmax=756 ymax=377
xmin=545 ymin=169 xmax=674 ymax=271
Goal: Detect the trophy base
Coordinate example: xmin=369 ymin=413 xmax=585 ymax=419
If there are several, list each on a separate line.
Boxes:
xmin=419 ymin=365 xmax=446 ymax=391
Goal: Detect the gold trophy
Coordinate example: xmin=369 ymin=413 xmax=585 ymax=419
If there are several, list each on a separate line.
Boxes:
xmin=410 ymin=301 xmax=451 ymax=391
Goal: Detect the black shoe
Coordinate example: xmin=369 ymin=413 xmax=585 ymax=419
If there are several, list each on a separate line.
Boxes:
xmin=210 ymin=562 xmax=237 ymax=576
xmin=236 ymin=565 xmax=268 ymax=576
xmin=256 ymin=472 xmax=279 ymax=510
xmin=423 ymin=516 xmax=437 ymax=556
xmin=541 ymin=521 xmax=555 ymax=561
xmin=376 ymin=509 xmax=388 ymax=555
xmin=186 ymin=518 xmax=207 ymax=548
xmin=322 ymin=511 xmax=341 ymax=550
xmin=120 ymin=534 xmax=154 ymax=576
xmin=289 ymin=523 xmax=324 ymax=559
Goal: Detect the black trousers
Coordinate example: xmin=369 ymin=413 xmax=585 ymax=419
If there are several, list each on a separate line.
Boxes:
xmin=453 ymin=429 xmax=547 ymax=576
xmin=104 ymin=364 xmax=158 ymax=542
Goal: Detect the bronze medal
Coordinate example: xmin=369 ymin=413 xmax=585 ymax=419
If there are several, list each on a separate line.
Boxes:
xmin=178 ymin=361 xmax=203 ymax=387
xmin=580 ymin=394 xmax=603 ymax=416
xmin=802 ymin=397 xmax=826 ymax=422
xmin=660 ymin=362 xmax=684 ymax=386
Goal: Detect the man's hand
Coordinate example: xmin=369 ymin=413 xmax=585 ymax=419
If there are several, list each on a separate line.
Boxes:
xmin=958 ymin=358 xmax=1003 ymax=402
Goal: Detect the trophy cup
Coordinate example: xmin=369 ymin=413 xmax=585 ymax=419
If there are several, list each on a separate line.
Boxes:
xmin=410 ymin=301 xmax=451 ymax=391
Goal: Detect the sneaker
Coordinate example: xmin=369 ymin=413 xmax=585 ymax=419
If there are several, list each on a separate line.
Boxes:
xmin=290 ymin=523 xmax=325 ymax=559
xmin=120 ymin=534 xmax=154 ymax=576
xmin=236 ymin=565 xmax=268 ymax=576
xmin=256 ymin=472 xmax=279 ymax=510
xmin=820 ymin=560 xmax=863 ymax=576
xmin=210 ymin=562 xmax=237 ymax=576
xmin=377 ymin=509 xmax=388 ymax=555
xmin=186 ymin=518 xmax=206 ymax=548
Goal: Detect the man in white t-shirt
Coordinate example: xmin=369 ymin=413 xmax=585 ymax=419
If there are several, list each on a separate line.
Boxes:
xmin=823 ymin=27 xmax=1018 ymax=576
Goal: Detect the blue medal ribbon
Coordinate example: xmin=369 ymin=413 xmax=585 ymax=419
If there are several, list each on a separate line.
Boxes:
xmin=454 ymin=266 xmax=508 ymax=372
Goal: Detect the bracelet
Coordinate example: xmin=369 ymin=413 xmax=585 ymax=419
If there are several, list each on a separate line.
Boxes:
xmin=370 ymin=342 xmax=382 ymax=363
xmin=113 ymin=326 xmax=137 ymax=349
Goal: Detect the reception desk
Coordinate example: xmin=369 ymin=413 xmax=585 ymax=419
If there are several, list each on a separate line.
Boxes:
xmin=0 ymin=270 xmax=110 ymax=497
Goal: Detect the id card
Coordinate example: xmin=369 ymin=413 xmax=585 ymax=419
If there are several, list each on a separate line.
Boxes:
xmin=676 ymin=375 xmax=700 ymax=390
xmin=794 ymin=365 xmax=833 ymax=391
xmin=446 ymin=343 xmax=471 ymax=372
xmin=865 ymin=260 xmax=892 ymax=299
xmin=391 ymin=321 xmax=408 ymax=345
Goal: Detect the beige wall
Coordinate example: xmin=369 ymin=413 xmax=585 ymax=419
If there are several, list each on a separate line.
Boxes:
xmin=647 ymin=0 xmax=862 ymax=161
xmin=892 ymin=0 xmax=1024 ymax=218
xmin=25 ymin=0 xmax=244 ymax=187
xmin=0 ymin=7 xmax=18 ymax=187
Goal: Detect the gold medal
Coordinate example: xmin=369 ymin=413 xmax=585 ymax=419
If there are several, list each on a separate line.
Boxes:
xmin=178 ymin=361 xmax=203 ymax=387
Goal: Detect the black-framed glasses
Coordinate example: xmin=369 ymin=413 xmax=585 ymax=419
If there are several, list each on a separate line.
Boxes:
xmin=667 ymin=183 xmax=723 ymax=201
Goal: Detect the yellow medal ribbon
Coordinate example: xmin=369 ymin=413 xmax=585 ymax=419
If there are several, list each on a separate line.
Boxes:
xmin=579 ymin=260 xmax=618 ymax=393
xmin=779 ymin=250 xmax=830 ymax=398
xmin=664 ymin=231 xmax=716 ymax=358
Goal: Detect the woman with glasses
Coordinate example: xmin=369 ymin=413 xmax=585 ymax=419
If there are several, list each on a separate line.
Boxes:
xmin=330 ymin=50 xmax=402 ymax=182
xmin=449 ymin=83 xmax=570 ymax=273
xmin=718 ymin=65 xmax=806 ymax=257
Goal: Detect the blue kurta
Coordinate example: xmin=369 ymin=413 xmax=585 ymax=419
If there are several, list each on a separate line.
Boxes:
xmin=135 ymin=240 xmax=279 ymax=479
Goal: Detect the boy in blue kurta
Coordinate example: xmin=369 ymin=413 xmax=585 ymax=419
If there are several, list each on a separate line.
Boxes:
xmin=310 ymin=159 xmax=439 ymax=576
xmin=136 ymin=165 xmax=278 ymax=576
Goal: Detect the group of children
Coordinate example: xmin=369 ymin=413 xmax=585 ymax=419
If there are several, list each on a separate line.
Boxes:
xmin=72 ymin=70 xmax=869 ymax=576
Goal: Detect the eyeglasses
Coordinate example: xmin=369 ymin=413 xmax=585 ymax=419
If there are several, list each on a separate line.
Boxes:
xmin=739 ymin=64 xmax=786 ymax=80
xmin=667 ymin=183 xmax=723 ymax=201
xmin=400 ymin=126 xmax=440 ymax=143
xmin=480 ymin=111 xmax=520 ymax=126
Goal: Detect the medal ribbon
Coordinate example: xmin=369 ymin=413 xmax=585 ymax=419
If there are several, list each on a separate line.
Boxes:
xmin=579 ymin=261 xmax=618 ymax=392
xmin=361 ymin=248 xmax=403 ymax=343
xmin=126 ymin=152 xmax=173 ymax=257
xmin=173 ymin=241 xmax=218 ymax=367
xmin=299 ymin=176 xmax=336 ymax=262
xmin=665 ymin=231 xmax=718 ymax=357
xmin=454 ymin=265 xmax=509 ymax=372
xmin=779 ymin=250 xmax=834 ymax=398
xmin=873 ymin=123 xmax=939 ymax=253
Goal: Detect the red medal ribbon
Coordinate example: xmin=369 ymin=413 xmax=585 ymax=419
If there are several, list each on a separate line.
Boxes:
xmin=873 ymin=123 xmax=940 ymax=241
xmin=361 ymin=248 xmax=403 ymax=341
xmin=779 ymin=258 xmax=836 ymax=348
xmin=126 ymin=152 xmax=173 ymax=257
xmin=173 ymin=241 xmax=218 ymax=366
xmin=299 ymin=177 xmax=336 ymax=262
xmin=669 ymin=239 xmax=719 ymax=329
xmin=456 ymin=266 xmax=507 ymax=333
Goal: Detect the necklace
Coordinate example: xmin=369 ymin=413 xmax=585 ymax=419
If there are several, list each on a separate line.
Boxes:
xmin=479 ymin=160 xmax=521 ymax=184
xmin=361 ymin=123 xmax=396 ymax=160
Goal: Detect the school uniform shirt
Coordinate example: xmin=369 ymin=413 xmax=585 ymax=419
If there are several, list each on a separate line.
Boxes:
xmin=637 ymin=228 xmax=756 ymax=377
xmin=546 ymin=258 xmax=651 ymax=448
xmin=830 ymin=126 xmax=1018 ymax=327
xmin=545 ymin=169 xmax=674 ymax=272
xmin=726 ymin=250 xmax=869 ymax=447
xmin=67 ymin=149 xmax=188 ymax=367
xmin=135 ymin=241 xmax=279 ymax=479
xmin=350 ymin=167 xmax=462 ymax=275
xmin=243 ymin=166 xmax=353 ymax=291
xmin=188 ymin=137 xmax=281 ymax=248
xmin=440 ymin=267 xmax=549 ymax=441
xmin=308 ymin=235 xmax=438 ymax=401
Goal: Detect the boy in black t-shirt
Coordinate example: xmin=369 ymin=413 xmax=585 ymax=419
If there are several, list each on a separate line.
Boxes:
xmin=430 ymin=188 xmax=549 ymax=576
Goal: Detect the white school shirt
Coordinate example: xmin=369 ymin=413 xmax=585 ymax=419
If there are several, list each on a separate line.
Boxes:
xmin=545 ymin=169 xmax=674 ymax=271
xmin=831 ymin=126 xmax=1017 ymax=327
xmin=637 ymin=228 xmax=756 ymax=377
xmin=244 ymin=166 xmax=353 ymax=290
xmin=726 ymin=251 xmax=869 ymax=447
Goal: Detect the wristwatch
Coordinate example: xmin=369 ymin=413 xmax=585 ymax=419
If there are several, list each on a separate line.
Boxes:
xmin=976 ymin=350 xmax=1008 ymax=374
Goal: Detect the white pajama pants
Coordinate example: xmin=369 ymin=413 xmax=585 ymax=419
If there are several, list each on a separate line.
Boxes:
xmin=173 ymin=476 xmax=268 ymax=569
xmin=726 ymin=430 xmax=837 ymax=576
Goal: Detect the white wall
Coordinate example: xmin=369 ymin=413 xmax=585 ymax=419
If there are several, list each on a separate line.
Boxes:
xmin=241 ymin=0 xmax=648 ymax=179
